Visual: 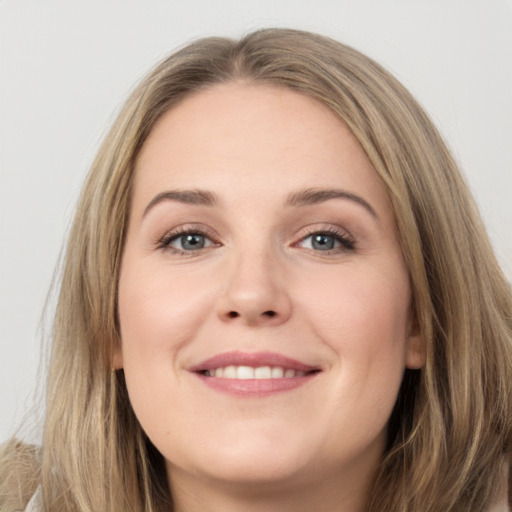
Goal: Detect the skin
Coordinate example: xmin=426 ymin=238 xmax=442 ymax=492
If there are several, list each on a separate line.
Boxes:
xmin=115 ymin=82 xmax=424 ymax=512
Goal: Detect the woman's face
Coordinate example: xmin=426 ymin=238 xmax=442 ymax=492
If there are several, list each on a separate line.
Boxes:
xmin=116 ymin=83 xmax=423 ymax=497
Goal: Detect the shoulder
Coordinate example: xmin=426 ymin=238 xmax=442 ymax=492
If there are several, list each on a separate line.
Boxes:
xmin=488 ymin=457 xmax=511 ymax=512
xmin=17 ymin=487 xmax=41 ymax=512
xmin=0 ymin=439 xmax=41 ymax=512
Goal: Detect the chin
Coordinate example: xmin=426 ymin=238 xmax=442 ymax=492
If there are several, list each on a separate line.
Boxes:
xmin=165 ymin=428 xmax=316 ymax=488
xmin=213 ymin=449 xmax=308 ymax=484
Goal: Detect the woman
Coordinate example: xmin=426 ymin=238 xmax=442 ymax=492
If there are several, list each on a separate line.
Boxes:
xmin=1 ymin=28 xmax=511 ymax=512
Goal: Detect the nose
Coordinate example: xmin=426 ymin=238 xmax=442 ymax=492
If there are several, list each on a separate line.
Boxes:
xmin=216 ymin=249 xmax=292 ymax=327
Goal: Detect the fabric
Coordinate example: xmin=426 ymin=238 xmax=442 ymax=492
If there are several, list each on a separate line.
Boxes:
xmin=21 ymin=487 xmax=41 ymax=512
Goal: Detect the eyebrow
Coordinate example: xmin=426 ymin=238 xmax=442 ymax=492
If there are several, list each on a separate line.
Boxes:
xmin=143 ymin=189 xmax=219 ymax=217
xmin=286 ymin=187 xmax=378 ymax=219
xmin=142 ymin=186 xmax=378 ymax=219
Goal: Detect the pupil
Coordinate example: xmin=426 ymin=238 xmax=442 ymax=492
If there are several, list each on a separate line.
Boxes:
xmin=312 ymin=234 xmax=334 ymax=250
xmin=182 ymin=234 xmax=204 ymax=250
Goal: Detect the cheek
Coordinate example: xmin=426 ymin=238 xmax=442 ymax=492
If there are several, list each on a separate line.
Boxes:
xmin=117 ymin=261 xmax=218 ymax=441
xmin=300 ymin=263 xmax=411 ymax=389
xmin=306 ymin=261 xmax=409 ymax=330
xmin=118 ymin=261 xmax=216 ymax=358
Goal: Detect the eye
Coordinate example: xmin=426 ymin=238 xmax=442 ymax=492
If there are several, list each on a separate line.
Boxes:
xmin=159 ymin=229 xmax=217 ymax=254
xmin=298 ymin=230 xmax=355 ymax=253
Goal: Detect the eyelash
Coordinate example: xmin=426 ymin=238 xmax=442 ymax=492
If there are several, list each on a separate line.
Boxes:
xmin=296 ymin=227 xmax=356 ymax=254
xmin=156 ymin=226 xmax=356 ymax=256
xmin=157 ymin=226 xmax=219 ymax=256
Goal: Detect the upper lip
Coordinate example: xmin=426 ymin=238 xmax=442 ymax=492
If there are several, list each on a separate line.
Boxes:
xmin=189 ymin=351 xmax=321 ymax=373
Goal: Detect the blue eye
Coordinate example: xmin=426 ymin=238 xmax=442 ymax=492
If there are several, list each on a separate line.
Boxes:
xmin=299 ymin=231 xmax=355 ymax=252
xmin=310 ymin=233 xmax=337 ymax=250
xmin=162 ymin=231 xmax=215 ymax=252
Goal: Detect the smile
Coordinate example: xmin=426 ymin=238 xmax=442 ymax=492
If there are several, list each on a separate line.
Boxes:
xmin=202 ymin=366 xmax=308 ymax=379
xmin=190 ymin=351 xmax=321 ymax=397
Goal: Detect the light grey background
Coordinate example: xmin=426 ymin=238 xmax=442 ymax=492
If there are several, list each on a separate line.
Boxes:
xmin=1 ymin=0 xmax=511 ymax=442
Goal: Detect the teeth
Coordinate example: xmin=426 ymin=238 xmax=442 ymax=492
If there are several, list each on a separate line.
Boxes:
xmin=223 ymin=365 xmax=237 ymax=378
xmin=271 ymin=367 xmax=284 ymax=378
xmin=254 ymin=366 xmax=271 ymax=379
xmin=237 ymin=366 xmax=254 ymax=379
xmin=205 ymin=366 xmax=306 ymax=379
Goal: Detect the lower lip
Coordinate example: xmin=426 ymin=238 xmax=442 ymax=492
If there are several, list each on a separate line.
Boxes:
xmin=194 ymin=373 xmax=318 ymax=397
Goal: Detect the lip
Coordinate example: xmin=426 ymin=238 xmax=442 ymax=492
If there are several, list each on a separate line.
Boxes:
xmin=188 ymin=351 xmax=321 ymax=398
xmin=189 ymin=350 xmax=320 ymax=373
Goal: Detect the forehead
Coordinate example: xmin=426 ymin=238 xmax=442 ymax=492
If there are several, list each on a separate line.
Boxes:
xmin=137 ymin=82 xmax=361 ymax=173
xmin=132 ymin=82 xmax=392 ymax=220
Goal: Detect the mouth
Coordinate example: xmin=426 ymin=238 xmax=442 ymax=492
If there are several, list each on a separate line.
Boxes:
xmin=200 ymin=365 xmax=312 ymax=379
xmin=189 ymin=351 xmax=321 ymax=397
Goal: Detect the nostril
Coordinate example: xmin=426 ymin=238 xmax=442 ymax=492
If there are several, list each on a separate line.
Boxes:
xmin=225 ymin=310 xmax=277 ymax=320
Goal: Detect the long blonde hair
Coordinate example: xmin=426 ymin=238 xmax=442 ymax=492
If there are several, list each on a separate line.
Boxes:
xmin=2 ymin=28 xmax=511 ymax=512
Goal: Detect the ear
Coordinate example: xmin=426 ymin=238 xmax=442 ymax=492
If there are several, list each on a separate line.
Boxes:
xmin=405 ymin=312 xmax=426 ymax=369
xmin=111 ymin=335 xmax=124 ymax=370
